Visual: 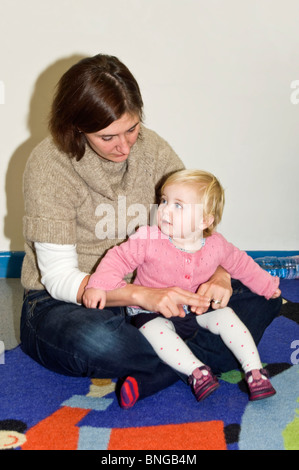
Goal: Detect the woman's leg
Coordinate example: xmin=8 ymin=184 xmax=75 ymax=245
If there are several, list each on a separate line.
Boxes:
xmin=20 ymin=290 xmax=178 ymax=394
xmin=187 ymin=280 xmax=282 ymax=375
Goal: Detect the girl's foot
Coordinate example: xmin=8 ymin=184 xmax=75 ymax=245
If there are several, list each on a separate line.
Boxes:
xmin=119 ymin=376 xmax=139 ymax=409
xmin=188 ymin=366 xmax=219 ymax=401
xmin=245 ymin=368 xmax=276 ymax=401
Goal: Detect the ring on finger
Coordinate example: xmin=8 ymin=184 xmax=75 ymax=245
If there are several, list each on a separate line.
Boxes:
xmin=212 ymin=299 xmax=221 ymax=305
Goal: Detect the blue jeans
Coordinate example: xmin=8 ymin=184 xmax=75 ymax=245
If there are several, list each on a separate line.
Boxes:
xmin=20 ymin=280 xmax=282 ymax=399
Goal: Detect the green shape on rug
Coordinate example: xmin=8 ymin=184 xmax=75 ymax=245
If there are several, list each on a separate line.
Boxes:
xmin=220 ymin=364 xmax=267 ymax=384
xmin=282 ymin=398 xmax=299 ymax=450
xmin=219 ymin=370 xmax=243 ymax=384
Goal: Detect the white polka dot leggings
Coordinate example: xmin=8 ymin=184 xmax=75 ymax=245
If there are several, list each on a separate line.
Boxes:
xmin=139 ymin=307 xmax=263 ymax=377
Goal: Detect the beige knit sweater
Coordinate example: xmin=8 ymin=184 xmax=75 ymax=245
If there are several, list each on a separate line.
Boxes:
xmin=21 ymin=125 xmax=184 ymax=290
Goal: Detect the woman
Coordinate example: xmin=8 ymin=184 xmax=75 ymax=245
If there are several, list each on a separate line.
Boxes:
xmin=20 ymin=54 xmax=281 ymax=404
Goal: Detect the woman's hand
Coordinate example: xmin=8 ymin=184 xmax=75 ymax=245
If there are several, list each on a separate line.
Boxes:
xmin=193 ymin=266 xmax=233 ymax=314
xmin=103 ymin=283 xmax=210 ymax=318
xmin=77 ymin=274 xmax=90 ymax=304
xmin=131 ymin=285 xmax=211 ymax=319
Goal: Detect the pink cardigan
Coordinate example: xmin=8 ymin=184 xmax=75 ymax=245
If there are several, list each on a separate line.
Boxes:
xmin=87 ymin=225 xmax=279 ymax=300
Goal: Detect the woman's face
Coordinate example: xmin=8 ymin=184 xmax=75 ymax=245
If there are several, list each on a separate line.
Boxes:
xmin=84 ymin=113 xmax=140 ymax=163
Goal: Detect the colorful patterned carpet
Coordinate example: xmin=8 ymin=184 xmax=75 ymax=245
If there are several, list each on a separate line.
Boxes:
xmin=0 ymin=280 xmax=298 ymax=451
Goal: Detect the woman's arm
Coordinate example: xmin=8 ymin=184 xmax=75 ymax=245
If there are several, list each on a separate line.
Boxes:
xmin=35 ymin=242 xmax=230 ymax=314
xmin=77 ymin=274 xmax=91 ymax=304
xmin=105 ymin=283 xmax=211 ymax=318
xmin=35 ymin=242 xmax=89 ymax=304
xmin=35 ymin=239 xmax=211 ymax=315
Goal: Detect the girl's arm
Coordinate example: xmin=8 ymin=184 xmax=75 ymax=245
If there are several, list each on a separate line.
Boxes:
xmin=85 ymin=227 xmax=211 ymax=316
xmin=214 ymin=233 xmax=280 ymax=300
xmin=35 ymin=233 xmax=212 ymax=315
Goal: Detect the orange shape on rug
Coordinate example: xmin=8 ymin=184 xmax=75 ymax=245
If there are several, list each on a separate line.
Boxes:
xmin=21 ymin=407 xmax=90 ymax=451
xmin=108 ymin=420 xmax=226 ymax=450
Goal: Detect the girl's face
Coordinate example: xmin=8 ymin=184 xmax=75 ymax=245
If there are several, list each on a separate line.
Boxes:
xmin=157 ymin=183 xmax=205 ymax=244
xmin=84 ymin=113 xmax=140 ymax=163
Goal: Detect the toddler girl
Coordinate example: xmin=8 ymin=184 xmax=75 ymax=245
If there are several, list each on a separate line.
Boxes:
xmin=83 ymin=169 xmax=280 ymax=408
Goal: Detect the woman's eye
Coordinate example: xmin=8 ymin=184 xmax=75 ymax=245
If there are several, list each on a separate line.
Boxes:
xmin=127 ymin=123 xmax=139 ymax=134
xmin=101 ymin=136 xmax=113 ymax=142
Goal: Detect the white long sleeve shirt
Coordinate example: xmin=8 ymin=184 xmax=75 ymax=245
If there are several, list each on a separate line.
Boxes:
xmin=35 ymin=242 xmax=88 ymax=304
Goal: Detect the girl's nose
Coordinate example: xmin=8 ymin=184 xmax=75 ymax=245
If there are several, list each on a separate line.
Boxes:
xmin=162 ymin=204 xmax=172 ymax=220
xmin=161 ymin=204 xmax=168 ymax=214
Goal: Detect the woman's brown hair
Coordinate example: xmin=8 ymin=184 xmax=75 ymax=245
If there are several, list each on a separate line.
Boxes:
xmin=49 ymin=54 xmax=143 ymax=160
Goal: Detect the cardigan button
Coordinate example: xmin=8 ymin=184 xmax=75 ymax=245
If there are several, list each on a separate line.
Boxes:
xmin=185 ymin=275 xmax=190 ymax=280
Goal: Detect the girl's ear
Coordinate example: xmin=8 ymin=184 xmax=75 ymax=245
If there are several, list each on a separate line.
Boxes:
xmin=199 ymin=214 xmax=214 ymax=231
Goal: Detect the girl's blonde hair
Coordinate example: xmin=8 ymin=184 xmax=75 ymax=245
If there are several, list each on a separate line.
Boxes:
xmin=161 ymin=169 xmax=225 ymax=237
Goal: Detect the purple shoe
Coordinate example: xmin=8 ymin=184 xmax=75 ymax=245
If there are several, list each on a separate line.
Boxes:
xmin=188 ymin=366 xmax=219 ymax=401
xmin=245 ymin=368 xmax=276 ymax=401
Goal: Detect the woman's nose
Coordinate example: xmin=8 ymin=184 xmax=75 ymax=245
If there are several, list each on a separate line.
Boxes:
xmin=116 ymin=135 xmax=130 ymax=154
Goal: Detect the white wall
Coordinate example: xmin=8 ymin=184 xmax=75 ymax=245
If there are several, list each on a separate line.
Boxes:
xmin=0 ymin=0 xmax=298 ymax=252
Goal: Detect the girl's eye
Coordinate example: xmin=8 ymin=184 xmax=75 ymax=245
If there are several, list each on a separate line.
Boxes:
xmin=175 ymin=203 xmax=182 ymax=209
xmin=160 ymin=198 xmax=167 ymax=205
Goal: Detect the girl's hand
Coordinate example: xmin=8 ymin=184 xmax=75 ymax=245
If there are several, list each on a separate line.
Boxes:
xmin=83 ymin=287 xmax=107 ymax=309
xmin=271 ymin=288 xmax=281 ymax=299
xmin=193 ymin=266 xmax=233 ymax=314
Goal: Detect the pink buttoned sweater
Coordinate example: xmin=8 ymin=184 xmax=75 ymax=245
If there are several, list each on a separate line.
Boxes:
xmin=86 ymin=226 xmax=279 ymax=302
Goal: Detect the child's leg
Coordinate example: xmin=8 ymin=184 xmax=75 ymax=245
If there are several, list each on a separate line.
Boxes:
xmin=196 ymin=308 xmax=276 ymax=401
xmin=139 ymin=316 xmax=204 ymax=376
xmin=139 ymin=316 xmax=219 ymax=402
xmin=196 ymin=307 xmax=263 ymax=373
